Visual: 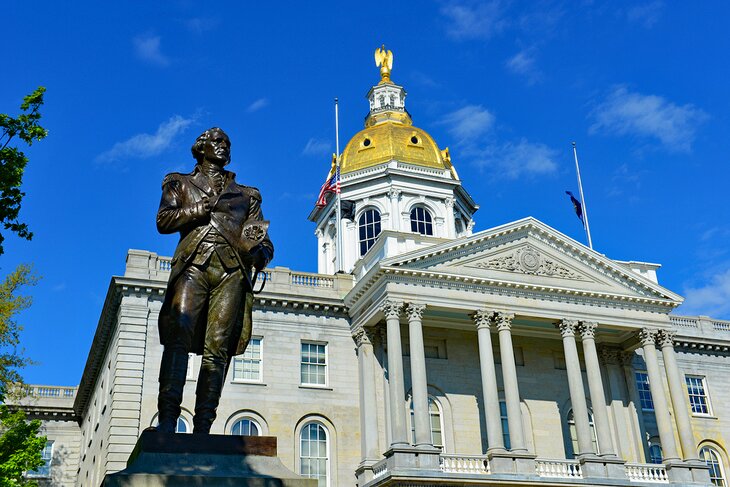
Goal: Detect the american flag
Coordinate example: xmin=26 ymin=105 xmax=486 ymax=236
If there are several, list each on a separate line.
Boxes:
xmin=315 ymin=166 xmax=340 ymax=208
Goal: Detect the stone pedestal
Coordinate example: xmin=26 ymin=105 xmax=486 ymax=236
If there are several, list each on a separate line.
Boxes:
xmin=487 ymin=450 xmax=537 ymax=475
xmin=102 ymin=430 xmax=316 ymax=486
xmin=665 ymin=460 xmax=712 ymax=485
xmin=577 ymin=454 xmax=627 ymax=480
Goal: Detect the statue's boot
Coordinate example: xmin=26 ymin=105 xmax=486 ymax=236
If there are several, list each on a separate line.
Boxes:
xmin=156 ymin=349 xmax=189 ymax=433
xmin=192 ymin=359 xmax=227 ymax=434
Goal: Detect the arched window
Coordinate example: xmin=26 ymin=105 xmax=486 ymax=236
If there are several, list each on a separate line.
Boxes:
xmin=152 ymin=415 xmax=189 ymax=434
xmin=300 ymin=422 xmax=329 ymax=486
xmin=358 ymin=209 xmax=381 ymax=256
xmin=567 ymin=409 xmax=599 ymax=457
xmin=700 ymin=446 xmax=727 ymax=486
xmin=410 ymin=207 xmax=433 ymax=236
xmin=231 ymin=418 xmax=261 ymax=436
xmin=648 ymin=444 xmax=663 ymax=464
xmin=409 ymin=397 xmax=443 ymax=448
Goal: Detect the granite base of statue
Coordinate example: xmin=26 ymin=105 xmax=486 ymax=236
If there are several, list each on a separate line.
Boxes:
xmin=102 ymin=430 xmax=316 ymax=486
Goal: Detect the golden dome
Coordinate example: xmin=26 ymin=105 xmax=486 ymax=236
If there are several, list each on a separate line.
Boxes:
xmin=340 ymin=120 xmax=450 ymax=174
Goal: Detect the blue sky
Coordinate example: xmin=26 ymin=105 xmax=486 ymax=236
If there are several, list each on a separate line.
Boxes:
xmin=3 ymin=1 xmax=730 ymax=385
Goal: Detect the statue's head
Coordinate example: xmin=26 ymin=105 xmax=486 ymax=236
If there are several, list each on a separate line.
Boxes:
xmin=192 ymin=127 xmax=231 ymax=166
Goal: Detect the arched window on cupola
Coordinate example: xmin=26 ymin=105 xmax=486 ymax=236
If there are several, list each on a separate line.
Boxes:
xmin=358 ymin=209 xmax=381 ymax=256
xmin=410 ymin=207 xmax=433 ymax=236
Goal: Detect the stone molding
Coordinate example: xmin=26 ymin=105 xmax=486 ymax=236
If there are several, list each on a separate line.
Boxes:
xmin=353 ymin=327 xmax=374 ymax=347
xmin=495 ymin=312 xmax=515 ymax=332
xmin=557 ymin=319 xmax=579 ymax=338
xmin=405 ymin=303 xmax=426 ymax=321
xmin=381 ymin=300 xmax=404 ymax=319
xmin=475 ymin=245 xmax=586 ymax=281
xmin=597 ymin=346 xmax=622 ymax=365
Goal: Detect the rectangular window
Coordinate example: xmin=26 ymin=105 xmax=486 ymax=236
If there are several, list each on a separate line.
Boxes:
xmin=500 ymin=400 xmax=511 ymax=450
xmin=635 ymin=372 xmax=654 ymax=410
xmin=301 ymin=342 xmax=327 ymax=386
xmin=685 ymin=375 xmax=711 ymax=415
xmin=28 ymin=441 xmax=53 ymax=477
xmin=232 ymin=337 xmax=263 ymax=382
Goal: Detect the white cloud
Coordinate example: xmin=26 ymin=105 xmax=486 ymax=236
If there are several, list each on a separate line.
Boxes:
xmin=626 ymin=1 xmax=663 ymax=28
xmin=681 ymin=267 xmax=730 ymax=319
xmin=246 ymin=98 xmax=269 ymax=113
xmin=184 ymin=17 xmax=220 ymax=34
xmin=440 ymin=105 xmax=495 ymax=143
xmin=133 ymin=34 xmax=170 ymax=67
xmin=96 ymin=115 xmax=194 ymax=163
xmin=469 ymin=138 xmax=558 ymax=179
xmin=506 ymin=48 xmax=542 ymax=84
xmin=440 ymin=0 xmax=508 ymax=40
xmin=590 ymin=86 xmax=708 ymax=152
xmin=302 ymin=138 xmax=332 ymax=157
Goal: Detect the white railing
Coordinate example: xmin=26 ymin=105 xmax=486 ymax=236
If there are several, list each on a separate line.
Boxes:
xmin=372 ymin=459 xmax=388 ymax=479
xmin=625 ymin=463 xmax=668 ymax=483
xmin=536 ymin=459 xmax=583 ymax=479
xmin=291 ymin=272 xmax=334 ymax=288
xmin=158 ymin=257 xmax=172 ymax=271
xmin=27 ymin=386 xmax=76 ymax=398
xmin=669 ymin=316 xmax=699 ymax=328
xmin=440 ymin=454 xmax=490 ymax=474
xmin=713 ymin=320 xmax=730 ymax=331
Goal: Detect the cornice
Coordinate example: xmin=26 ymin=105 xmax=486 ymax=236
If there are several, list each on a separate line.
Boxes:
xmin=346 ymin=265 xmax=678 ymax=314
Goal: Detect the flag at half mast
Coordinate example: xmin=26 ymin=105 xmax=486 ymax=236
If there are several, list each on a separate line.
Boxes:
xmin=315 ymin=155 xmax=340 ymax=208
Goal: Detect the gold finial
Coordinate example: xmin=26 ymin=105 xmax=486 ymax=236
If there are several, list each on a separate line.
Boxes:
xmin=374 ymin=44 xmax=394 ymax=84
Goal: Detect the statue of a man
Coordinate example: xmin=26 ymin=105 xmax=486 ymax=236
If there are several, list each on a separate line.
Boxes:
xmin=155 ymin=127 xmax=273 ymax=434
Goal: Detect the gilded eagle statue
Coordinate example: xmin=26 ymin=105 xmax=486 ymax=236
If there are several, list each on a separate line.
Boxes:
xmin=374 ymin=45 xmax=394 ymax=83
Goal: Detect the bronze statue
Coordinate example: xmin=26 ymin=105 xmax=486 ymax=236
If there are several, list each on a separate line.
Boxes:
xmin=155 ymin=127 xmax=273 ymax=434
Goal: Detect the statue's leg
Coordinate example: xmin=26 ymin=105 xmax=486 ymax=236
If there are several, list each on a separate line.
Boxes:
xmin=157 ymin=264 xmax=207 ymax=433
xmin=193 ymin=253 xmax=244 ymax=434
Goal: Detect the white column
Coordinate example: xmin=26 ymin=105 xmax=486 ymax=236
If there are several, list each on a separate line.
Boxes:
xmin=496 ymin=312 xmax=526 ymax=452
xmin=579 ymin=322 xmax=617 ymax=457
xmin=657 ymin=330 xmax=697 ymax=461
xmin=473 ymin=310 xmax=505 ymax=453
xmin=382 ymin=300 xmax=408 ymax=447
xmin=388 ymin=188 xmax=401 ymax=232
xmin=639 ymin=328 xmax=680 ymax=462
xmin=406 ymin=303 xmax=431 ymax=448
xmin=444 ymin=197 xmax=455 ymax=238
xmin=355 ymin=327 xmax=380 ymax=461
xmin=558 ymin=319 xmax=594 ymax=457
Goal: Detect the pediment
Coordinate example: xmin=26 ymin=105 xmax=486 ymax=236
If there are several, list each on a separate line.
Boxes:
xmin=379 ymin=217 xmax=682 ymax=304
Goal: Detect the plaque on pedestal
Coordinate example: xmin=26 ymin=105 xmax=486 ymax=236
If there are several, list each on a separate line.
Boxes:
xmin=102 ymin=430 xmax=316 ymax=486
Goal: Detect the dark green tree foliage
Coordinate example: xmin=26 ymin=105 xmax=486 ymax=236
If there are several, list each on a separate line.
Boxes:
xmin=0 ymin=407 xmax=45 ymax=487
xmin=0 ymin=87 xmax=48 ymax=256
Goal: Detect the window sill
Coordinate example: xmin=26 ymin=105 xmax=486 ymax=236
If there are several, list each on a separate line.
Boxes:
xmin=299 ymin=384 xmax=333 ymax=391
xmin=691 ymin=413 xmax=717 ymax=419
xmin=231 ymin=380 xmax=267 ymax=386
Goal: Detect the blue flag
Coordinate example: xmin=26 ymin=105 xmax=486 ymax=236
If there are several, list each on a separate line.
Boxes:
xmin=565 ymin=191 xmax=584 ymax=225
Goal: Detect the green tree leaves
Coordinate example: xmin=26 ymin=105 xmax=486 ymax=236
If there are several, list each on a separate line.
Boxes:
xmin=0 ymin=87 xmax=48 ymax=256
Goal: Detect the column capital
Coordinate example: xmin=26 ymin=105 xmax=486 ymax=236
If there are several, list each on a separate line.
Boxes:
xmin=353 ymin=327 xmax=374 ymax=347
xmin=579 ymin=321 xmax=598 ymax=340
xmin=557 ymin=319 xmax=579 ymax=337
xmin=405 ymin=303 xmax=426 ymax=321
xmin=388 ymin=188 xmax=402 ymax=199
xmin=494 ymin=312 xmax=515 ymax=331
xmin=472 ymin=309 xmax=495 ymax=330
xmin=638 ymin=328 xmax=658 ymax=347
xmin=381 ymin=300 xmax=404 ymax=319
xmin=597 ymin=346 xmax=622 ymax=365
xmin=656 ymin=330 xmax=676 ymax=349
xmin=445 ymin=197 xmax=455 ymax=209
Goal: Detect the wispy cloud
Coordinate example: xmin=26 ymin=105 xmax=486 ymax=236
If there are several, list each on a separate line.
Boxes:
xmin=468 ymin=138 xmax=558 ymax=179
xmin=589 ymin=86 xmax=708 ymax=152
xmin=246 ymin=98 xmax=269 ymax=113
xmin=440 ymin=0 xmax=508 ymax=40
xmin=133 ymin=34 xmax=170 ymax=67
xmin=439 ymin=105 xmax=495 ymax=143
xmin=184 ymin=17 xmax=220 ymax=34
xmin=302 ymin=138 xmax=332 ymax=157
xmin=96 ymin=115 xmax=195 ymax=164
xmin=681 ymin=266 xmax=730 ymax=319
xmin=626 ymin=1 xmax=664 ymax=28
xmin=506 ymin=47 xmax=542 ymax=84
xmin=606 ymin=163 xmax=645 ymax=200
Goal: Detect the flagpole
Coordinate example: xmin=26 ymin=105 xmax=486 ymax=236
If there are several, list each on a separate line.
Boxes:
xmin=572 ymin=142 xmax=593 ymax=249
xmin=335 ymin=98 xmax=343 ymax=272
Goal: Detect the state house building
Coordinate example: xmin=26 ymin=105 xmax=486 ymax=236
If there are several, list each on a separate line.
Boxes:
xmin=20 ymin=53 xmax=730 ymax=487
